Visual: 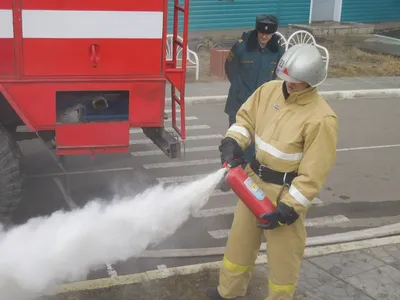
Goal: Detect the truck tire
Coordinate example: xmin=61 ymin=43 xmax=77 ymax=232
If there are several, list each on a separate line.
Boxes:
xmin=0 ymin=123 xmax=24 ymax=225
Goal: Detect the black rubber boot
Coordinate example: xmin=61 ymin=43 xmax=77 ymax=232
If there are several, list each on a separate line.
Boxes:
xmin=206 ymin=287 xmax=227 ymax=300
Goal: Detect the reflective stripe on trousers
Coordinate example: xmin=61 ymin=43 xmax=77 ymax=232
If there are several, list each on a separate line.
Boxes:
xmin=268 ymin=280 xmax=297 ymax=293
xmin=223 ymin=256 xmax=254 ymax=273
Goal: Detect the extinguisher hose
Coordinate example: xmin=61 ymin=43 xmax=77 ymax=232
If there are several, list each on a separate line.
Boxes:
xmin=276 ymin=182 xmax=290 ymax=204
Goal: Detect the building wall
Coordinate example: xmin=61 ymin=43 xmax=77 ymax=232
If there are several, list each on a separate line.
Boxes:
xmin=167 ymin=0 xmax=311 ymax=33
xmin=341 ymin=0 xmax=400 ymax=22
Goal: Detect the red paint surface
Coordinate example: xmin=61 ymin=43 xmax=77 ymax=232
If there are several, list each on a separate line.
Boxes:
xmin=0 ymin=0 xmax=12 ymax=9
xmin=22 ymin=39 xmax=163 ymax=76
xmin=130 ymin=81 xmax=165 ymax=127
xmin=0 ymin=39 xmax=15 ymax=75
xmin=0 ymin=1 xmax=14 ymax=75
xmin=56 ymin=121 xmax=130 ymax=152
xmin=56 ymin=146 xmax=129 ymax=156
xmin=21 ymin=0 xmax=164 ymax=11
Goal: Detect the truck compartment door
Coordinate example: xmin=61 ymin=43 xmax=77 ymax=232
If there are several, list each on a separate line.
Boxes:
xmin=55 ymin=122 xmax=130 ymax=156
xmin=20 ymin=1 xmax=165 ymax=77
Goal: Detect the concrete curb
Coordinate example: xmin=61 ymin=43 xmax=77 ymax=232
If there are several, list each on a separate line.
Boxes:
xmin=373 ymin=34 xmax=400 ymax=43
xmin=54 ymin=234 xmax=400 ymax=294
xmin=165 ymin=88 xmax=400 ymax=105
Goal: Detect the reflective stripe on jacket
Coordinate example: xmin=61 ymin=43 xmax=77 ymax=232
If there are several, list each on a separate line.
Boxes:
xmin=225 ymin=80 xmax=338 ymax=216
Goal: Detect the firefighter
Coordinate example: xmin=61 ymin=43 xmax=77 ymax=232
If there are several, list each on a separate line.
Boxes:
xmin=206 ymin=44 xmax=338 ymax=300
xmin=224 ymin=14 xmax=285 ymax=166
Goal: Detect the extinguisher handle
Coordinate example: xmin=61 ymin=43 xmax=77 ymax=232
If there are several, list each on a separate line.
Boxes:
xmin=222 ymin=158 xmax=243 ymax=169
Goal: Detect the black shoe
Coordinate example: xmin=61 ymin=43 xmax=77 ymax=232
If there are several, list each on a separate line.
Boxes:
xmin=206 ymin=288 xmax=227 ymax=300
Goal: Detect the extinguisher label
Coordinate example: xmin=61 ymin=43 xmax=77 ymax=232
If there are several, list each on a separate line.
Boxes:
xmin=244 ymin=177 xmax=266 ymax=200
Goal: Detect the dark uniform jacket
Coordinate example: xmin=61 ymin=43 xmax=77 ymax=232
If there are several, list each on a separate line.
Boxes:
xmin=224 ymin=29 xmax=285 ymax=116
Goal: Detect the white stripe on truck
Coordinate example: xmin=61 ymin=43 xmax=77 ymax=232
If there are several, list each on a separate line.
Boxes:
xmin=0 ymin=10 xmax=13 ymax=38
xmin=21 ymin=10 xmax=163 ymax=39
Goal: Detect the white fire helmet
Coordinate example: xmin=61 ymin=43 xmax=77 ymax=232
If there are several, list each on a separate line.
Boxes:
xmin=276 ymin=43 xmax=327 ymax=87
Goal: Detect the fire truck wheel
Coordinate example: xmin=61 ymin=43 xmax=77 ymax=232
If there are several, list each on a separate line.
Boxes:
xmin=0 ymin=123 xmax=24 ymax=225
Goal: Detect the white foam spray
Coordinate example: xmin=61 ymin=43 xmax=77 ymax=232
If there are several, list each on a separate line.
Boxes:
xmin=0 ymin=168 xmax=226 ymax=300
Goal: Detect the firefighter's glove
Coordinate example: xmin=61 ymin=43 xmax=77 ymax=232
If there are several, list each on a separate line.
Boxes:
xmin=257 ymin=202 xmax=299 ymax=230
xmin=219 ymin=137 xmax=244 ymax=168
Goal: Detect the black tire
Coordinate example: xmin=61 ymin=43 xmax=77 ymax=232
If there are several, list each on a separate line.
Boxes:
xmin=0 ymin=123 xmax=24 ymax=225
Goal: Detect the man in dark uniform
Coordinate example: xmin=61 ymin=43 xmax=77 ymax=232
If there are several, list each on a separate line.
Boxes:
xmin=224 ymin=14 xmax=285 ymax=166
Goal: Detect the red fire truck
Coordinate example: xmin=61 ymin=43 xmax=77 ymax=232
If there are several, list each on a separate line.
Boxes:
xmin=0 ymin=0 xmax=190 ymax=223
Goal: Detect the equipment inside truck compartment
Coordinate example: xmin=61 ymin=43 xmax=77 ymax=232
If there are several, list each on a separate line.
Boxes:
xmin=56 ymin=91 xmax=130 ymax=123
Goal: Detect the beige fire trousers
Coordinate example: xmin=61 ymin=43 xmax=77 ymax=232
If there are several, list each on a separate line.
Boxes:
xmin=216 ymin=170 xmax=307 ymax=300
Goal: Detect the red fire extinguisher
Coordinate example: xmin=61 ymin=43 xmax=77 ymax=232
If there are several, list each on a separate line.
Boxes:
xmin=223 ymin=162 xmax=276 ymax=224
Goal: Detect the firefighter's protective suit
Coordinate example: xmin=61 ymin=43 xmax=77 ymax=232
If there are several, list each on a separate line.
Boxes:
xmin=209 ymin=44 xmax=338 ymax=300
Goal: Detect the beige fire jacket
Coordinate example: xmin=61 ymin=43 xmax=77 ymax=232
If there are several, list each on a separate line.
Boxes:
xmin=226 ymin=80 xmax=338 ymax=216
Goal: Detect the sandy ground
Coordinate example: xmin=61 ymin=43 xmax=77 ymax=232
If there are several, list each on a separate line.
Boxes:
xmin=184 ymin=34 xmax=400 ymax=83
xmin=321 ymin=36 xmax=400 ymax=78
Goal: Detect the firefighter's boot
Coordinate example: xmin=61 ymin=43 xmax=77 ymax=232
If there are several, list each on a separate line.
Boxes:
xmin=206 ymin=287 xmax=228 ymax=300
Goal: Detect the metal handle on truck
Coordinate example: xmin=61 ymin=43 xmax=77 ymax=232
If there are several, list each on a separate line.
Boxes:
xmin=90 ymin=44 xmax=100 ymax=67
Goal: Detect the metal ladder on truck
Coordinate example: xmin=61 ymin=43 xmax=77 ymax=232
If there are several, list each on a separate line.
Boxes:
xmin=166 ymin=0 xmax=190 ymax=144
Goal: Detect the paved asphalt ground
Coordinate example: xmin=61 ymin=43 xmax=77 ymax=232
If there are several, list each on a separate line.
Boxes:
xmin=11 ymin=95 xmax=400 ymax=282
